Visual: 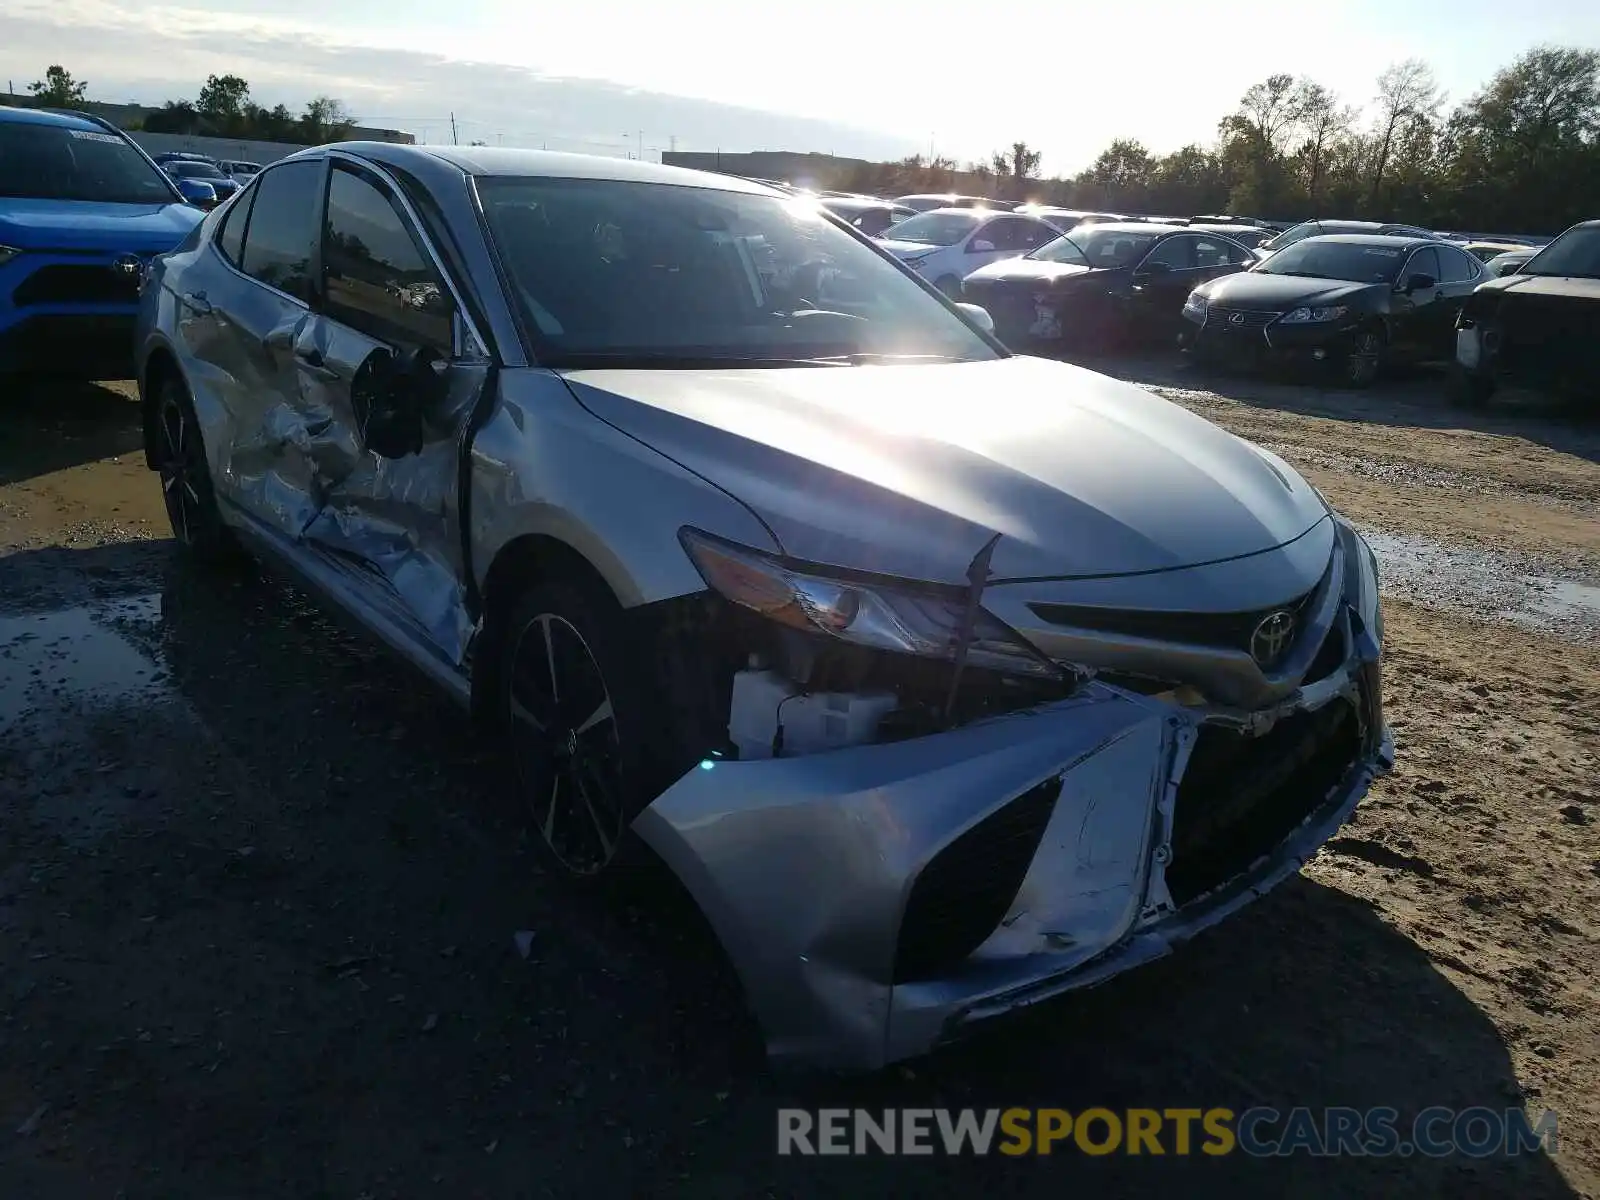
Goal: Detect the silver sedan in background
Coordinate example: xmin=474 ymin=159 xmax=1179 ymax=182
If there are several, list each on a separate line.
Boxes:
xmin=135 ymin=145 xmax=1392 ymax=1070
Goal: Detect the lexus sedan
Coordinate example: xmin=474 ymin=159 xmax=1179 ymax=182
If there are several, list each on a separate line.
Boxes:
xmin=136 ymin=144 xmax=1392 ymax=1071
xmin=1182 ymin=234 xmax=1485 ymax=386
xmin=961 ymin=222 xmax=1257 ymax=351
xmin=819 ymin=196 xmax=917 ymax=237
xmin=1256 ymin=218 xmax=1438 ymax=260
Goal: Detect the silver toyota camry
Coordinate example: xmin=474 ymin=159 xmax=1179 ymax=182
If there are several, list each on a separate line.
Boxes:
xmin=135 ymin=144 xmax=1393 ymax=1071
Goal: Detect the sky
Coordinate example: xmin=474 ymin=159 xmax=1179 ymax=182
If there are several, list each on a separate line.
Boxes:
xmin=6 ymin=0 xmax=1600 ymax=175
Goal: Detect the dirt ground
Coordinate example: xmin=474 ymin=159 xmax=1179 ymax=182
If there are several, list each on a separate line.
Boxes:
xmin=1 ymin=363 xmax=1596 ymax=1199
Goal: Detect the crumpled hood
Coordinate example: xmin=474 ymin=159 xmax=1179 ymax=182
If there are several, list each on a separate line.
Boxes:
xmin=0 ymin=198 xmax=202 ymax=253
xmin=964 ymin=258 xmax=1097 ymax=286
xmin=560 ymin=355 xmax=1328 ymax=583
xmin=1198 ymin=271 xmax=1373 ymax=308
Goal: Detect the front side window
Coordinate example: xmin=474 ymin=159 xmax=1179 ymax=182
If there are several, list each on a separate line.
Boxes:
xmin=0 ymin=121 xmax=176 ymax=205
xmin=477 ymin=178 xmax=1001 ymax=366
xmin=881 ymin=210 xmax=984 ymax=246
xmin=1141 ymin=236 xmax=1195 ymax=271
xmin=1256 ymin=239 xmax=1407 ymax=284
xmin=238 ymin=160 xmax=322 ymax=302
xmin=1403 ymin=246 xmax=1442 ymax=285
xmin=1521 ymin=226 xmax=1600 ymax=279
xmin=322 ymin=164 xmax=453 ymax=351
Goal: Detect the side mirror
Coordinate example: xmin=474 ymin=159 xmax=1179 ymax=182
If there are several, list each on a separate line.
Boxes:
xmin=955 ymin=302 xmax=995 ymax=334
xmin=176 ymin=179 xmax=218 ymax=209
xmin=350 ymin=345 xmax=447 ymax=459
xmin=1403 ymin=273 xmax=1436 ymax=294
xmin=967 ymin=239 xmax=996 ymax=254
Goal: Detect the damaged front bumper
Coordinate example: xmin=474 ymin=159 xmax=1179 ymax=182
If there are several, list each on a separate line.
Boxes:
xmin=633 ymin=556 xmax=1393 ymax=1072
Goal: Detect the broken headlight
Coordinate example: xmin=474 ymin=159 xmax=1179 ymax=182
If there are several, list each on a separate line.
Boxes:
xmin=679 ymin=528 xmax=1061 ymax=679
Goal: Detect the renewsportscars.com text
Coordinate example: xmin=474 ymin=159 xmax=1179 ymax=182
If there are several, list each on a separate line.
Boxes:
xmin=776 ymin=1106 xmax=1559 ymax=1158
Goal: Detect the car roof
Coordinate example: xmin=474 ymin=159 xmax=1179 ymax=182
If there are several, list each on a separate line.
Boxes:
xmin=1074 ymin=221 xmax=1189 ymax=235
xmin=290 ymin=142 xmax=787 ymax=196
xmin=820 ymin=197 xmax=901 ymax=211
xmin=0 ymin=106 xmax=112 ymax=132
xmin=1304 ymin=233 xmax=1440 ymax=248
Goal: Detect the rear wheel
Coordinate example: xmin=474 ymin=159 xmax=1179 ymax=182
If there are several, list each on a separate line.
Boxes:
xmin=154 ymin=378 xmax=237 ymax=562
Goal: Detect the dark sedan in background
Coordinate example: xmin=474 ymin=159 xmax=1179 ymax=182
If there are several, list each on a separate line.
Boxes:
xmin=819 ymin=196 xmax=917 ymax=237
xmin=1181 ymin=234 xmax=1485 ymax=387
xmin=1256 ymin=218 xmax=1438 ymax=259
xmin=961 ymin=222 xmax=1256 ymax=352
xmin=159 ymin=159 xmax=240 ymax=205
xmin=1451 ymin=219 xmax=1600 ymax=411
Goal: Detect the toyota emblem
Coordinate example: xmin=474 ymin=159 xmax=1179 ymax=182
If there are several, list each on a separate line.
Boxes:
xmin=1249 ymin=610 xmax=1296 ymax=667
xmin=1229 ymin=312 xmax=1246 ymax=326
xmin=112 ymin=253 xmax=144 ymax=278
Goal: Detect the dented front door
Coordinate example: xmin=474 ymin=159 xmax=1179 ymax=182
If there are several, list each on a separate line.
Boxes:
xmin=285 ymin=158 xmax=491 ymax=663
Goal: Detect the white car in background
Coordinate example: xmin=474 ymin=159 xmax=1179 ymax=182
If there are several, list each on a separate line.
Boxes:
xmin=217 ymin=160 xmax=262 ymax=184
xmin=875 ymin=208 xmax=1067 ymax=295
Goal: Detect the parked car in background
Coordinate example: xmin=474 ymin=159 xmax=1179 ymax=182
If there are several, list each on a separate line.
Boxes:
xmin=134 ymin=142 xmax=1391 ymax=1072
xmin=819 ymin=197 xmax=917 ymax=237
xmin=962 ymin=222 xmax=1256 ymax=351
xmin=217 ymin=159 xmax=262 ymax=183
xmin=1482 ymin=248 xmax=1536 ymax=278
xmin=1013 ymin=205 xmax=1124 ymax=226
xmin=1181 ymin=234 xmax=1485 ymax=387
xmin=1256 ymin=219 xmax=1439 ymax=259
xmin=894 ymin=192 xmax=1000 ymax=212
xmin=1451 ymin=218 xmax=1600 ymax=411
xmin=1186 ymin=222 xmax=1276 ymax=249
xmin=160 ymin=158 xmax=241 ymax=204
xmin=1462 ymin=240 xmax=1527 ymax=263
xmin=0 ymin=106 xmax=205 ymax=379
xmin=875 ymin=207 xmax=1066 ymax=294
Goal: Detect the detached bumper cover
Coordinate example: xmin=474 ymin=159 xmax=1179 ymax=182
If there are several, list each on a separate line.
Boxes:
xmin=634 ymin=579 xmax=1391 ymax=1070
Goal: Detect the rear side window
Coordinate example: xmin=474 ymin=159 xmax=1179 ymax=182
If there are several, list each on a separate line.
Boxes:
xmin=1436 ymin=245 xmax=1479 ymax=283
xmin=238 ymin=160 xmax=322 ymax=303
xmin=216 ymin=187 xmax=254 ymax=266
xmin=322 ymin=164 xmax=453 ymax=351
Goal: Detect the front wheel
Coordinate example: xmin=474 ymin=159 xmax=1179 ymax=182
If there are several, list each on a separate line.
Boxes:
xmin=1338 ymin=327 xmax=1385 ymax=389
xmin=154 ymin=378 xmax=237 ymax=562
xmin=499 ymin=581 xmax=656 ymax=879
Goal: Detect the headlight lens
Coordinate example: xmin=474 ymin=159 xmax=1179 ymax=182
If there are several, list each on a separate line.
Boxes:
xmin=679 ymin=528 xmax=1060 ymax=679
xmin=0 ymin=245 xmax=21 ymax=268
xmin=1279 ymin=305 xmax=1349 ymax=324
xmin=1182 ymin=291 xmax=1207 ymax=315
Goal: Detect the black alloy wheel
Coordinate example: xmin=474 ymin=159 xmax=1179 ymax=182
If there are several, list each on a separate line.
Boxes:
xmin=1341 ymin=328 xmax=1385 ymax=388
xmin=503 ymin=585 xmax=640 ymax=877
xmin=156 ymin=380 xmax=234 ymax=561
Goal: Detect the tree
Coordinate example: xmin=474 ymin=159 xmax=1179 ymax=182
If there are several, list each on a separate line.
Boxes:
xmin=28 ymin=65 xmax=87 ymax=106
xmin=1224 ymin=73 xmax=1305 ymax=158
xmin=989 ymin=141 xmax=1041 ymax=181
xmin=300 ymin=95 xmax=356 ymax=144
xmin=1369 ymin=59 xmax=1443 ymax=205
xmin=142 ymin=100 xmax=201 ymax=135
xmin=1291 ymin=80 xmax=1355 ymax=208
xmin=1078 ymin=139 xmax=1155 ymax=207
xmin=196 ymin=74 xmax=251 ymax=127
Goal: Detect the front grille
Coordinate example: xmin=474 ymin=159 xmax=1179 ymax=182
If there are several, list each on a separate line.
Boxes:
xmin=893 ymin=776 xmax=1061 ymax=983
xmin=1027 ymin=590 xmax=1317 ymax=659
xmin=12 ymin=263 xmax=141 ymax=306
xmin=1205 ymin=307 xmax=1279 ymax=331
xmin=1165 ymin=694 xmax=1362 ymax=905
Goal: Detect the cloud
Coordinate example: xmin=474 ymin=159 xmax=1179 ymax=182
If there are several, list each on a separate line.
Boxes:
xmin=4 ymin=1 xmax=923 ymax=161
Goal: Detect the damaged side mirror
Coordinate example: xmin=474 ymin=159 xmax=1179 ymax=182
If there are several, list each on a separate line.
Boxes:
xmin=350 ymin=345 xmax=447 ymax=459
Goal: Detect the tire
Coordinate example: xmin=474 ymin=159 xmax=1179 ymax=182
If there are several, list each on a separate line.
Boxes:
xmin=1337 ymin=326 xmax=1385 ymax=389
xmin=934 ymin=274 xmax=962 ymax=298
xmin=153 ymin=377 xmax=239 ymax=563
xmin=1447 ymin=361 xmax=1494 ymax=409
xmin=498 ymin=579 xmax=659 ymax=880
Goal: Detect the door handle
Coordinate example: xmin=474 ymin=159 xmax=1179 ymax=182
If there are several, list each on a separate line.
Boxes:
xmin=181 ymin=291 xmax=211 ymax=315
xmin=294 ymin=348 xmax=339 ymax=382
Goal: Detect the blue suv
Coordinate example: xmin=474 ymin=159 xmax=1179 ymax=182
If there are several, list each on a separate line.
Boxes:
xmin=0 ymin=106 xmax=207 ymax=380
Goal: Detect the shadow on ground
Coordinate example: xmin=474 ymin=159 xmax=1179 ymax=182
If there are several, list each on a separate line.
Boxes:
xmin=0 ymin=540 xmax=1577 ymax=1198
xmin=0 ymin=379 xmax=144 ymax=486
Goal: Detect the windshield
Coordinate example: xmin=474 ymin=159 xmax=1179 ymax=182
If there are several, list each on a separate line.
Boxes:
xmin=168 ymin=161 xmax=226 ymax=180
xmin=1032 ymin=227 xmax=1159 ymax=268
xmin=882 ymin=210 xmax=985 ymax=246
xmin=1257 ymin=239 xmax=1406 ymax=283
xmin=0 ymin=121 xmax=176 ymax=205
xmin=478 ymin=178 xmax=1001 ymax=366
xmin=1521 ymin=227 xmax=1600 ymax=279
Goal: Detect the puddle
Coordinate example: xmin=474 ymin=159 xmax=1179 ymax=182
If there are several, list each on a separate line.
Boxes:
xmin=1361 ymin=529 xmax=1600 ymax=640
xmin=0 ymin=593 xmax=179 ymax=844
